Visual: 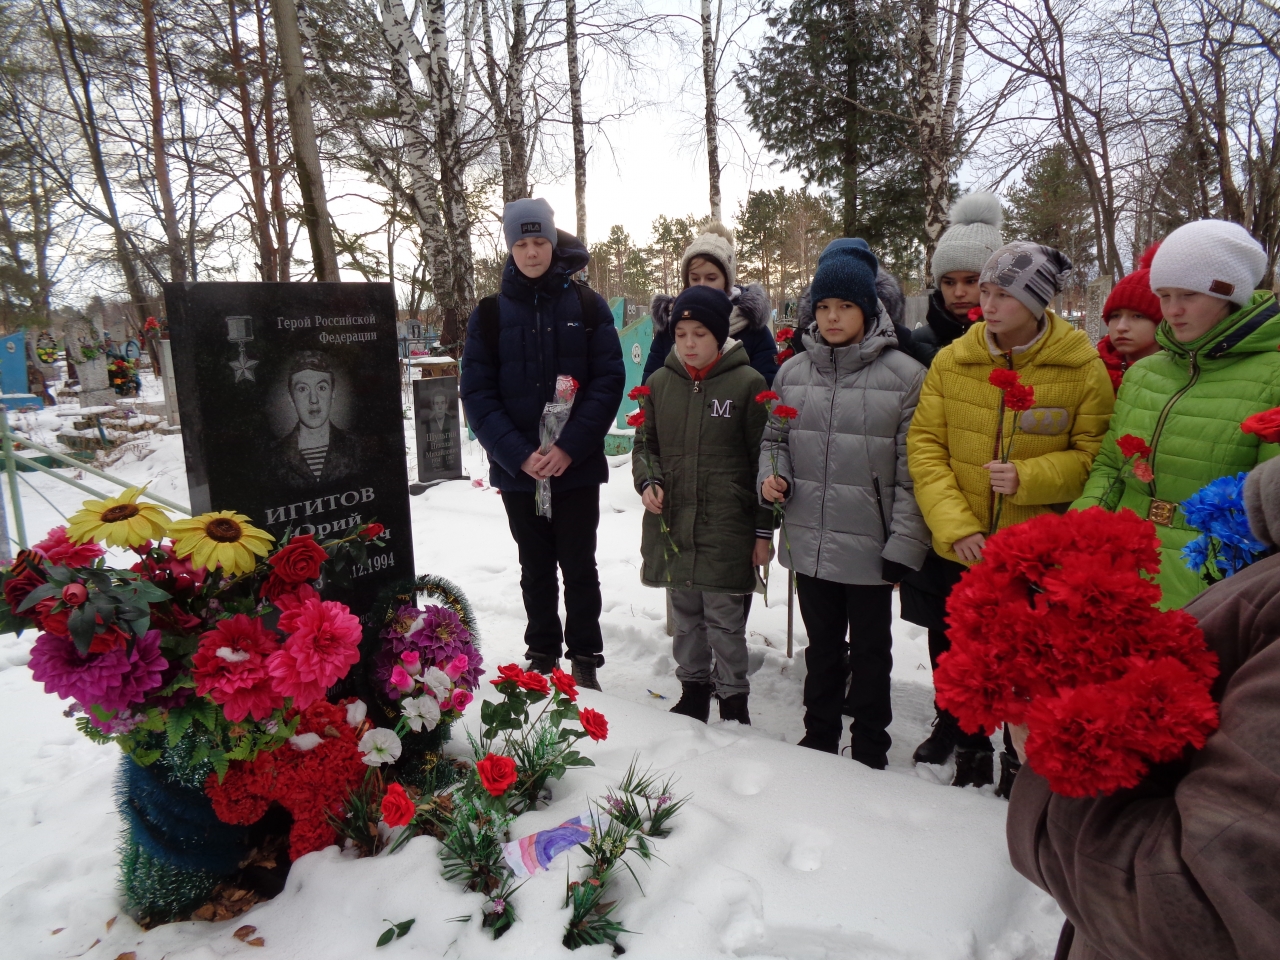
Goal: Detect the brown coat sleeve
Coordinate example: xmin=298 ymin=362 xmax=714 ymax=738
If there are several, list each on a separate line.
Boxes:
xmin=1006 ymin=554 xmax=1280 ymax=960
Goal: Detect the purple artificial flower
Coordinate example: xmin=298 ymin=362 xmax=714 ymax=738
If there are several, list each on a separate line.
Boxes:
xmin=29 ymin=629 xmax=168 ymax=714
xmin=372 ymin=604 xmax=484 ymax=698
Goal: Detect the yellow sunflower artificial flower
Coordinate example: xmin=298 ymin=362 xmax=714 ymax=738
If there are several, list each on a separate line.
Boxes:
xmin=167 ymin=510 xmax=275 ymax=577
xmin=66 ymin=486 xmax=171 ymax=548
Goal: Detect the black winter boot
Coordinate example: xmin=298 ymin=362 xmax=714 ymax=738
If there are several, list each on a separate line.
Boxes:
xmin=797 ymin=733 xmax=839 ymax=754
xmin=912 ymin=712 xmax=959 ymax=766
xmin=716 ymin=693 xmax=751 ymax=725
xmin=525 ymin=653 xmax=559 ymax=675
xmin=952 ymin=747 xmax=995 ymax=788
xmin=994 ymin=750 xmax=1021 ymax=800
xmin=669 ymin=681 xmax=713 ymax=722
xmin=570 ymin=655 xmax=602 ymax=691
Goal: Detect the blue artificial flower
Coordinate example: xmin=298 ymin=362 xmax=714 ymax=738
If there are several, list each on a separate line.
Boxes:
xmin=1182 ymin=472 xmax=1267 ymax=578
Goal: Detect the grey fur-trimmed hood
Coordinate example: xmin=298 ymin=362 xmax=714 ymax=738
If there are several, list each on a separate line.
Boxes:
xmin=652 ymin=282 xmax=770 ymax=335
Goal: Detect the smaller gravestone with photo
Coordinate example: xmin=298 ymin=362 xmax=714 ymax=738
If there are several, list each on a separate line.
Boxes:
xmin=412 ymin=376 xmax=463 ymax=485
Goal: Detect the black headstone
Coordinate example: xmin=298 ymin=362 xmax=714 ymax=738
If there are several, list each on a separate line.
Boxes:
xmin=163 ymin=281 xmax=414 ymax=624
xmin=412 ymin=376 xmax=464 ymax=484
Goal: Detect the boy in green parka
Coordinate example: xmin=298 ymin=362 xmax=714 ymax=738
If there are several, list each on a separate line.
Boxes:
xmin=1074 ymin=219 xmax=1280 ymax=609
xmin=632 ymin=285 xmax=773 ymax=724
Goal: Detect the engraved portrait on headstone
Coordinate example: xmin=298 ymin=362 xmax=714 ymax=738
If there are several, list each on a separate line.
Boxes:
xmin=412 ymin=376 xmax=463 ymax=484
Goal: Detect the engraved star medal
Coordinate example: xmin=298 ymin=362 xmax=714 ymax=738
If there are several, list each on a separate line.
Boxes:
xmin=225 ymin=315 xmax=258 ymax=382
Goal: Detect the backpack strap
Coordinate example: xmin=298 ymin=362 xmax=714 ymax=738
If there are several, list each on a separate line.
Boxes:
xmin=571 ymin=279 xmax=602 ymax=334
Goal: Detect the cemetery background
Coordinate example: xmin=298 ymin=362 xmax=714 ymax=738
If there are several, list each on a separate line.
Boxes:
xmin=0 ymin=364 xmax=1066 ymax=960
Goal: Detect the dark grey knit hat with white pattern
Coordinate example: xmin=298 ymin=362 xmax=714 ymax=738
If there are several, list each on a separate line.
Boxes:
xmin=979 ymin=241 xmax=1073 ymax=319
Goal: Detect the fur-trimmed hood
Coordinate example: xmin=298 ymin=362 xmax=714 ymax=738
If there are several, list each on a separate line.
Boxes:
xmin=651 ymin=283 xmax=770 ymax=336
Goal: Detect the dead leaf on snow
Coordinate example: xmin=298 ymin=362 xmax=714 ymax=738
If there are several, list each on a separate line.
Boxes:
xmin=233 ymin=925 xmax=257 ymax=942
xmin=106 ymin=916 xmax=118 ymax=931
xmin=114 ymin=953 xmax=137 ymax=960
xmin=51 ymin=928 xmax=64 ymax=935
xmin=247 ymin=937 xmax=266 ymax=947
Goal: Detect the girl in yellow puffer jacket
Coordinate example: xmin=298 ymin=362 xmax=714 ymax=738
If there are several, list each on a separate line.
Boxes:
xmin=906 ymin=240 xmax=1115 ymax=792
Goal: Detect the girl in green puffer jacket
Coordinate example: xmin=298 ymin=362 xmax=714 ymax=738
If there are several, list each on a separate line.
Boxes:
xmin=1074 ymin=220 xmax=1280 ymax=610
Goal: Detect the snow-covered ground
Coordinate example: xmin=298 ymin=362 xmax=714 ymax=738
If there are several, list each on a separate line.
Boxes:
xmin=0 ymin=389 xmax=1065 ymax=959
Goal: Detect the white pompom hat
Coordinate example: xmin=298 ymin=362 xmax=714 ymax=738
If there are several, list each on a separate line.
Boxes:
xmin=1149 ymin=220 xmax=1267 ymax=306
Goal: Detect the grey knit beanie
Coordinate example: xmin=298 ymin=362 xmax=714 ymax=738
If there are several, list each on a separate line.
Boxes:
xmin=931 ymin=193 xmax=1003 ymax=280
xmin=1245 ymin=456 xmax=1280 ymax=548
xmin=681 ymin=221 xmax=736 ymax=290
xmin=1148 ymin=219 xmax=1267 ymax=306
xmin=503 ymin=198 xmax=557 ymax=251
xmin=980 ymin=241 xmax=1073 ymax=319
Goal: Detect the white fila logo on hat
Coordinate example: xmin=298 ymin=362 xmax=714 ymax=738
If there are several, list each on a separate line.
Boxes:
xmin=520 ymin=222 xmax=543 ymax=234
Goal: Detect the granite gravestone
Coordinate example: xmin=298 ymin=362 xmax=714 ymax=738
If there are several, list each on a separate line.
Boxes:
xmin=163 ymin=281 xmax=413 ymax=623
xmin=412 ymin=376 xmax=463 ymax=484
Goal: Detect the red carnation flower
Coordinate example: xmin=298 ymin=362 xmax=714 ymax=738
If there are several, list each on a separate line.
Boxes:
xmin=579 ymin=707 xmax=609 ymax=741
xmin=490 ymin=663 xmax=525 ymax=688
xmin=627 ymin=385 xmax=651 ymax=401
xmin=269 ymin=534 xmax=328 ymax=585
xmin=777 ymin=347 xmax=795 ymax=363
xmin=550 ymin=666 xmax=578 ymax=702
xmin=988 ymin=368 xmax=1021 ymax=391
xmin=755 ymin=390 xmax=780 ymax=404
xmin=967 ymin=306 xmax=983 ymax=322
xmin=1116 ymin=434 xmax=1152 ymax=460
xmin=517 ymin=670 xmax=550 ymax=695
xmin=626 ymin=409 xmax=646 ymax=427
xmin=772 ymin=405 xmax=799 ymax=421
xmin=476 ymin=753 xmax=518 ymax=797
xmin=32 ymin=526 xmax=106 ymax=567
xmin=1240 ymin=406 xmax=1280 ymax=444
xmin=1003 ymin=382 xmax=1036 ymax=412
xmin=776 ymin=327 xmax=795 ymax=343
xmin=380 ymin=782 xmax=416 ymax=828
xmin=1132 ymin=461 xmax=1154 ymax=483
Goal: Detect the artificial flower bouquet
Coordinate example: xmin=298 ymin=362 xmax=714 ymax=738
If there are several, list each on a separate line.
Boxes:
xmin=935 ymin=506 xmax=1220 ymax=798
xmin=534 ymin=374 xmax=579 ymax=518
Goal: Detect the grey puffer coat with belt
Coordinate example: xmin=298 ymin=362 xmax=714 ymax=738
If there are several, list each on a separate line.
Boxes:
xmin=758 ymin=310 xmax=930 ymax=585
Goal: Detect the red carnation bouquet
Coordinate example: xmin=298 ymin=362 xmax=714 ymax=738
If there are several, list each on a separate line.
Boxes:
xmin=935 ymin=506 xmax=1220 ymax=798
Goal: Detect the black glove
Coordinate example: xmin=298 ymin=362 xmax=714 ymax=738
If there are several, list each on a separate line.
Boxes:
xmin=881 ymin=559 xmax=912 ymax=585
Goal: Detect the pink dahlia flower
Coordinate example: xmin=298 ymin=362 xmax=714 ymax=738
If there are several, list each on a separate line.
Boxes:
xmin=29 ymin=629 xmax=167 ymax=713
xmin=192 ymin=613 xmax=283 ymax=722
xmin=268 ymin=598 xmax=361 ymax=708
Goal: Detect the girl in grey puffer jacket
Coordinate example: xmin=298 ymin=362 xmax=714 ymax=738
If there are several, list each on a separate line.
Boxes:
xmin=759 ymin=238 xmax=929 ymax=765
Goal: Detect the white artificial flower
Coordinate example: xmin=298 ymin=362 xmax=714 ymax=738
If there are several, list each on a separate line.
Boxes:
xmin=215 ymin=646 xmax=251 ymax=663
xmin=421 ymin=666 xmax=452 ymax=701
xmin=402 ymin=695 xmax=441 ymax=733
xmin=359 ymin=727 xmax=402 ymax=766
xmin=289 ymin=732 xmax=323 ymax=752
xmin=345 ymin=699 xmax=368 ymax=728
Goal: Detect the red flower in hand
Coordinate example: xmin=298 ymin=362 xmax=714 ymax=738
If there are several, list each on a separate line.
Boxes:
xmin=755 ymin=390 xmax=779 ymax=404
xmin=772 ymin=405 xmax=799 ymax=421
xmin=476 ymin=753 xmax=518 ymax=796
xmin=380 ymin=782 xmax=416 ymax=828
xmin=359 ymin=522 xmax=385 ymax=541
xmin=490 ymin=663 xmax=525 ymax=688
xmin=626 ymin=409 xmax=646 ymax=427
xmin=550 ymin=666 xmax=578 ymax=702
xmin=1241 ymin=406 xmax=1280 ymax=444
xmin=517 ymin=670 xmax=550 ymax=694
xmin=1003 ymin=383 xmax=1036 ymax=412
xmin=776 ymin=327 xmax=795 ymax=343
xmin=269 ymin=534 xmax=328 ymax=585
xmin=1116 ymin=434 xmax=1152 ymax=460
xmin=628 ymin=385 xmax=651 ymax=401
xmin=967 ymin=307 xmax=983 ymax=322
xmin=988 ymin=369 xmax=1021 ymax=391
xmin=1133 ymin=461 xmax=1154 ymax=483
xmin=777 ymin=347 xmax=795 ymax=363
xmin=579 ymin=707 xmax=609 ymax=741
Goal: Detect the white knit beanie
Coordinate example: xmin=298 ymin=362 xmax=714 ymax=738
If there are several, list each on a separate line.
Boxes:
xmin=681 ymin=221 xmax=736 ymax=290
xmin=1148 ymin=220 xmax=1267 ymax=306
xmin=931 ymin=192 xmax=1003 ymax=280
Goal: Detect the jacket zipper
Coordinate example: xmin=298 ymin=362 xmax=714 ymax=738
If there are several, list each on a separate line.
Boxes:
xmin=872 ymin=473 xmax=889 ymax=543
xmin=1146 ymin=350 xmax=1200 ymax=500
xmin=814 ymin=346 xmax=838 ymax=572
xmin=989 ymin=350 xmax=1014 ymax=523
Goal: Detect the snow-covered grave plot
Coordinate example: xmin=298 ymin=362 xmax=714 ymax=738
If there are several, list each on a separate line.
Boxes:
xmin=0 ymin=419 xmax=1065 ymax=959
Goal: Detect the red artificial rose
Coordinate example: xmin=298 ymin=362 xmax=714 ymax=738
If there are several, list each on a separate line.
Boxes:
xmin=988 ymin=368 xmax=1021 ymax=391
xmin=61 ymin=582 xmax=88 ymax=606
xmin=550 ymin=666 xmax=578 ymax=702
xmin=626 ymin=409 xmax=646 ymax=428
xmin=259 ymin=571 xmax=295 ymax=602
xmin=1240 ymin=406 xmax=1280 ymax=444
xmin=32 ymin=526 xmax=105 ymax=567
xmin=34 ymin=597 xmax=70 ymax=636
xmin=1132 ymin=460 xmax=1154 ymax=483
xmin=627 ymin=385 xmax=651 ymax=401
xmin=3 ymin=569 xmax=44 ymax=617
xmin=269 ymin=534 xmax=328 ymax=585
xmin=1116 ymin=434 xmax=1152 ymax=460
xmin=776 ymin=327 xmax=795 ymax=343
xmin=490 ymin=663 xmax=525 ymax=688
xmin=380 ymin=782 xmax=416 ymax=828
xmin=476 ymin=753 xmax=518 ymax=797
xmin=579 ymin=707 xmax=608 ymax=741
xmin=517 ymin=670 xmax=550 ymax=695
xmin=776 ymin=347 xmax=795 ymax=362
xmin=89 ymin=623 xmax=131 ymax=654
xmin=1003 ymin=382 xmax=1036 ymax=412
xmin=772 ymin=405 xmax=799 ymax=421
xmin=755 ymin=390 xmax=780 ymax=404
xmin=359 ymin=523 xmax=385 ymax=541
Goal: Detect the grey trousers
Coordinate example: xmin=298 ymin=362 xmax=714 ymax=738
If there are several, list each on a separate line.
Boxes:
xmin=669 ymin=588 xmax=750 ymax=697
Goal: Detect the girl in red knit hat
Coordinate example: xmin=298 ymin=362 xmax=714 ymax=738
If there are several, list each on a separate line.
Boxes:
xmin=1097 ymin=244 xmax=1162 ymax=392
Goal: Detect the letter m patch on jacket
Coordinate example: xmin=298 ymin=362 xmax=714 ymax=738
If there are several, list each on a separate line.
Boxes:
xmin=710 ymin=399 xmax=734 ymax=418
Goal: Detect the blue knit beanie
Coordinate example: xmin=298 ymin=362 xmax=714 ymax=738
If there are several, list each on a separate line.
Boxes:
xmin=670 ymin=285 xmax=733 ymax=348
xmin=811 ymin=238 xmax=880 ymax=324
